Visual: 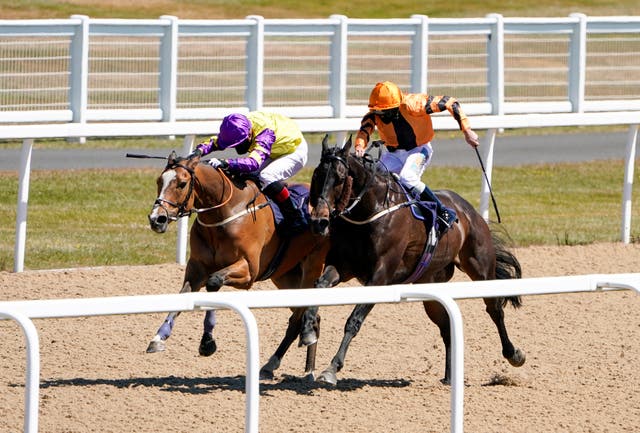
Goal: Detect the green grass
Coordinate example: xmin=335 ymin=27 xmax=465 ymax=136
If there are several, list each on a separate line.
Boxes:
xmin=0 ymin=0 xmax=636 ymax=19
xmin=1 ymin=159 xmax=638 ymax=271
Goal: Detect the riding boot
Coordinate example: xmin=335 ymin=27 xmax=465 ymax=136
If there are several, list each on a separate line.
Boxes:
xmin=418 ymin=185 xmax=457 ymax=234
xmin=263 ymin=181 xmax=307 ymax=236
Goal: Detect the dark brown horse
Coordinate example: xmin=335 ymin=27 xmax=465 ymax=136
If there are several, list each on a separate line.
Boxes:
xmin=146 ymin=151 xmax=329 ymax=379
xmin=306 ymin=136 xmax=525 ymax=385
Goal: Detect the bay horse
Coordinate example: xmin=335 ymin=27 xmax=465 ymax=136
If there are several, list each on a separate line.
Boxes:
xmin=146 ymin=151 xmax=329 ymax=379
xmin=306 ymin=136 xmax=525 ymax=385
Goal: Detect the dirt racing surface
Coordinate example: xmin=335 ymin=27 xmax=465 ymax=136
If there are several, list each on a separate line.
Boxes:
xmin=1 ymin=242 xmax=639 ymax=433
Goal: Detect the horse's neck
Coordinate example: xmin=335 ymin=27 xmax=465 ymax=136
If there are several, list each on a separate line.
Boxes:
xmin=193 ymin=165 xmax=260 ymax=209
xmin=348 ymin=157 xmax=393 ymax=208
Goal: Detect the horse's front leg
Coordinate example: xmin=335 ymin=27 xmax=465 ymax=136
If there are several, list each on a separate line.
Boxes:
xmin=316 ymin=303 xmax=375 ymax=386
xmin=146 ymin=280 xmax=193 ymax=353
xmin=199 ymin=259 xmax=253 ymax=357
xmin=147 ymin=260 xmax=208 ymax=353
xmin=259 ymin=307 xmax=320 ymax=381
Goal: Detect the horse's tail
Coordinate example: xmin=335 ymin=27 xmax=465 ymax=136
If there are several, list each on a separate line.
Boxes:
xmin=491 ymin=224 xmax=523 ymax=309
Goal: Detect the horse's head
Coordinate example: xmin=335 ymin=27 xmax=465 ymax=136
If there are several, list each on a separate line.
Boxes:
xmin=309 ymin=135 xmax=353 ymax=236
xmin=148 ymin=150 xmax=200 ymax=233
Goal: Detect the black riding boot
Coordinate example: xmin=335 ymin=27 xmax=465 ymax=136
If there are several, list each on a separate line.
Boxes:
xmin=263 ymin=181 xmax=307 ymax=236
xmin=418 ymin=185 xmax=457 ymax=233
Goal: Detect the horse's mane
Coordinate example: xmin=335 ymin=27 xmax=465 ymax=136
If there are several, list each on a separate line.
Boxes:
xmin=345 ymin=150 xmax=405 ymax=204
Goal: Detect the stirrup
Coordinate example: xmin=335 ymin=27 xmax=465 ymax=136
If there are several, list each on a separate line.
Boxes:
xmin=438 ymin=209 xmax=457 ymax=230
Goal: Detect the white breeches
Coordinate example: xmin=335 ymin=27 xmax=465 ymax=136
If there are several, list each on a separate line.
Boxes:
xmin=379 ymin=143 xmax=433 ymax=193
xmin=258 ymin=137 xmax=308 ymax=186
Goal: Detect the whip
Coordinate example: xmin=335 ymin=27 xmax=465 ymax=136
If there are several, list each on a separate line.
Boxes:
xmin=125 ymin=153 xmax=167 ymax=159
xmin=474 ymin=147 xmax=501 ymax=223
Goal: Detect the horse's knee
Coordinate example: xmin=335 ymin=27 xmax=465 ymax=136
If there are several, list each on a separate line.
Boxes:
xmin=300 ymin=308 xmax=320 ymax=346
xmin=315 ymin=266 xmax=340 ymax=288
xmin=206 ymin=273 xmax=224 ymax=292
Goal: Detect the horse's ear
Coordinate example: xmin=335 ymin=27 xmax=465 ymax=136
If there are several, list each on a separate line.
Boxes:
xmin=321 ymin=134 xmax=329 ymax=152
xmin=168 ymin=150 xmax=178 ymax=164
xmin=342 ymin=135 xmax=352 ymax=154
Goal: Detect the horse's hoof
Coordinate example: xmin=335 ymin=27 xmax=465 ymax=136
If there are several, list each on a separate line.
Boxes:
xmin=303 ymin=371 xmax=315 ymax=382
xmin=259 ymin=368 xmax=275 ymax=381
xmin=146 ymin=340 xmax=166 ymax=353
xmin=199 ymin=335 xmax=217 ymax=357
xmin=508 ymin=348 xmax=526 ymax=367
xmin=316 ymin=370 xmax=337 ymax=386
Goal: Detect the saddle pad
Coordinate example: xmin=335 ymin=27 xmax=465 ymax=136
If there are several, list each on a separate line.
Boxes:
xmin=270 ymin=183 xmax=311 ymax=227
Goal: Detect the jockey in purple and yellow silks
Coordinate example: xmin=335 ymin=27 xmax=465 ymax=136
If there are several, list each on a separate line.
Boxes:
xmin=191 ymin=111 xmax=308 ymax=235
xmin=354 ymin=81 xmax=480 ymax=234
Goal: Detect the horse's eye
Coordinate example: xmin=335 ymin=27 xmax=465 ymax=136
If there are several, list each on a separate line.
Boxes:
xmin=178 ymin=181 xmax=187 ymax=189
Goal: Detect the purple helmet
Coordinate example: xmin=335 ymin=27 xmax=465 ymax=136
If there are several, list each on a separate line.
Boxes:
xmin=217 ymin=113 xmax=251 ymax=150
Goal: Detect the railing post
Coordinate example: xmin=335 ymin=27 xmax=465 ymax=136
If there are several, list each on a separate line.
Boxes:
xmin=410 ymin=15 xmax=429 ymax=93
xmin=486 ymin=14 xmax=504 ymax=116
xmin=329 ymin=15 xmax=348 ymax=118
xmin=159 ymin=16 xmax=178 ymax=125
xmin=194 ymin=298 xmax=260 ymax=433
xmin=621 ymin=124 xmax=639 ymax=243
xmin=69 ymin=15 xmax=89 ymax=144
xmin=479 ymin=129 xmax=497 ymax=221
xmin=176 ymin=135 xmax=195 ymax=265
xmin=399 ymin=289 xmax=465 ymax=433
xmin=0 ymin=309 xmax=40 ymax=433
xmin=569 ymin=13 xmax=587 ymax=113
xmin=14 ymin=138 xmax=33 ymax=273
xmin=246 ymin=16 xmax=264 ymax=111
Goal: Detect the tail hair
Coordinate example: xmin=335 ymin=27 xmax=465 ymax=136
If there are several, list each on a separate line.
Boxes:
xmin=491 ymin=224 xmax=523 ymax=309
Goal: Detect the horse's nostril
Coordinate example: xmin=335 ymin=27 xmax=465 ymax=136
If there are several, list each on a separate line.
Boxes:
xmin=156 ymin=215 xmax=168 ymax=225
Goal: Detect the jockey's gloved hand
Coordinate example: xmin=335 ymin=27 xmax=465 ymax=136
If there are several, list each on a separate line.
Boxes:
xmin=187 ymin=148 xmax=203 ymax=159
xmin=209 ymin=158 xmax=228 ymax=169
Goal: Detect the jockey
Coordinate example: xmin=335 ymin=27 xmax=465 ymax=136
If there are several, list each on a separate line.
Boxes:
xmin=191 ymin=111 xmax=308 ymax=235
xmin=354 ymin=81 xmax=480 ymax=234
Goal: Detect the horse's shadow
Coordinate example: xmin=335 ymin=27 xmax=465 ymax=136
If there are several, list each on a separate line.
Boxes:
xmin=38 ymin=375 xmax=412 ymax=396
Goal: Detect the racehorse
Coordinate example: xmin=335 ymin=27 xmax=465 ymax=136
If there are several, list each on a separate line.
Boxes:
xmin=306 ymin=136 xmax=525 ymax=385
xmin=146 ymin=151 xmax=329 ymax=379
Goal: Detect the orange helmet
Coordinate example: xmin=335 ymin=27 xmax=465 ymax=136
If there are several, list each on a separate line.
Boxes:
xmin=368 ymin=81 xmax=403 ymax=111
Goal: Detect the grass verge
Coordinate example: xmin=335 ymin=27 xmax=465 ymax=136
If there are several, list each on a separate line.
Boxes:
xmin=1 ymin=160 xmax=638 ymax=271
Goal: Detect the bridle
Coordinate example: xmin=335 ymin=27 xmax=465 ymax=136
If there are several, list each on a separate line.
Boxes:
xmin=316 ymin=146 xmax=417 ymax=225
xmin=153 ymin=162 xmax=233 ymax=221
xmin=316 ymin=150 xmax=378 ymax=218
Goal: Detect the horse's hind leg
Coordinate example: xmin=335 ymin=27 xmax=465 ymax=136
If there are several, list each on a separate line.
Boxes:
xmin=423 ymin=300 xmax=454 ymax=384
xmin=484 ymin=297 xmax=526 ymax=367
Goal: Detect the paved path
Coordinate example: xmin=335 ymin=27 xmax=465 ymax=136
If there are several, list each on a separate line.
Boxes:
xmin=0 ymin=132 xmax=632 ymax=171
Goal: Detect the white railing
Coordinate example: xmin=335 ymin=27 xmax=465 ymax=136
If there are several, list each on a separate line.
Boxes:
xmin=0 ymin=14 xmax=639 ymax=124
xmin=3 ymin=113 xmax=638 ymax=272
xmin=1 ymin=273 xmax=639 ymax=433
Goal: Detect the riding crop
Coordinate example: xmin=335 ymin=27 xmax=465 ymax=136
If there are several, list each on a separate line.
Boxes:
xmin=125 ymin=153 xmax=168 ymax=159
xmin=474 ymin=146 xmax=502 ymax=223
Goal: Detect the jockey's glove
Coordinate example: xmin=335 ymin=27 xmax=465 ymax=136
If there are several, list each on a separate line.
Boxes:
xmin=187 ymin=148 xmax=203 ymax=159
xmin=209 ymin=158 xmax=228 ymax=169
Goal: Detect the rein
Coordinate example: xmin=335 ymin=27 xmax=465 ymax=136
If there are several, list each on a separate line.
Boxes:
xmin=320 ymin=151 xmax=408 ymax=224
xmin=155 ymin=162 xmax=265 ymax=227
